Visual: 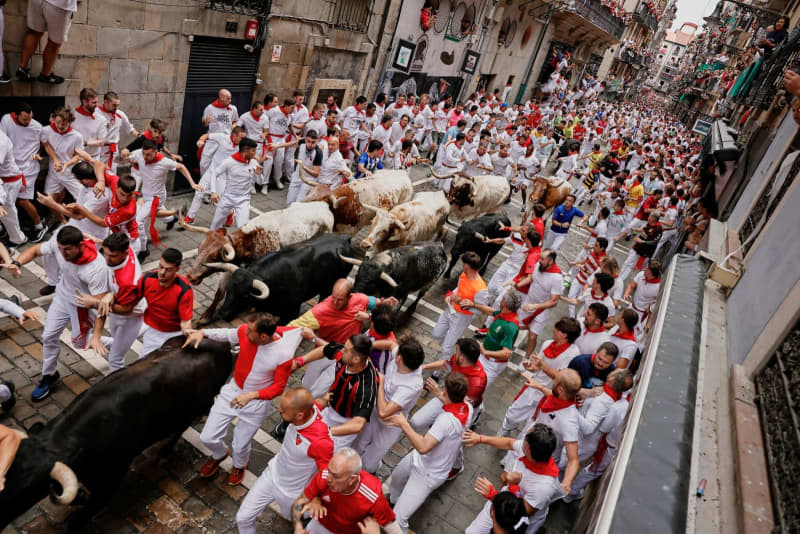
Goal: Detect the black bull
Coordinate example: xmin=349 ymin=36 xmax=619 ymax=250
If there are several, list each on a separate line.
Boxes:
xmin=445 ymin=212 xmax=512 ymax=278
xmin=0 ymin=338 xmax=233 ymax=530
xmin=208 ymin=234 xmax=358 ymax=323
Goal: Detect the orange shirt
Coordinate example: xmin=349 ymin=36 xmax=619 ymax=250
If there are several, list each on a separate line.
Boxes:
xmin=452 ymin=273 xmax=487 ymax=315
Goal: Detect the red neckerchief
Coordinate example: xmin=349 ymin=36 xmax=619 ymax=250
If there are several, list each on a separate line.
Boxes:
xmin=100 ymin=105 xmax=120 ymax=122
xmin=533 ymin=394 xmax=576 ymax=419
xmin=519 ymin=456 xmax=560 ymax=477
xmin=281 ymin=106 xmax=290 ymax=117
xmin=543 ymin=263 xmax=561 ymax=274
xmin=645 ymin=276 xmax=661 ymax=284
xmin=230 ymin=135 xmax=238 ymax=148
xmin=442 ymin=402 xmax=470 ymax=426
xmin=614 ymin=209 xmax=625 ymax=215
xmin=368 ymin=327 xmax=394 ymax=340
xmin=143 ymin=130 xmax=163 ymax=144
xmin=232 ymin=152 xmax=248 ymax=163
xmin=613 ymin=328 xmax=636 ymax=341
xmin=517 ymin=136 xmax=532 ymax=148
xmin=75 ymin=106 xmax=94 ymax=118
xmin=603 ymin=383 xmax=622 ymax=402
xmin=542 ymin=341 xmax=571 ymax=359
xmin=249 ymin=110 xmax=262 ymax=121
xmin=11 ymin=113 xmax=23 ymax=126
xmin=585 ymin=324 xmax=606 ymax=333
xmin=72 ymin=240 xmax=99 ymax=265
xmin=591 ymin=289 xmax=608 ymax=300
xmin=495 ymin=311 xmax=519 ymax=326
xmin=145 ymin=153 xmax=165 ymax=165
xmin=50 ymin=122 xmax=72 ymax=135
xmin=211 ymin=99 xmax=230 ymax=109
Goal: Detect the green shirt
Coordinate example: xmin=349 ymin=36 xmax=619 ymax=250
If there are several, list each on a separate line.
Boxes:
xmin=484 ymin=311 xmax=520 ymax=352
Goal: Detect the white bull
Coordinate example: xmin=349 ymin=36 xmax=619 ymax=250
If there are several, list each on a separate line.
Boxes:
xmin=426 ymin=165 xmax=511 ymax=221
xmin=299 ymin=168 xmax=414 ymax=234
xmin=360 ymin=191 xmax=450 ymax=253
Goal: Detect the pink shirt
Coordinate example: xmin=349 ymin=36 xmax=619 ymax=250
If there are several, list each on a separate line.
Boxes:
xmin=448 ymin=110 xmax=464 ymax=127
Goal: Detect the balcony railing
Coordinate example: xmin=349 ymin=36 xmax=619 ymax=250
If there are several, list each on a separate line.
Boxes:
xmin=634 ymin=1 xmax=659 ymax=32
xmin=206 ymin=0 xmax=271 ymax=17
xmin=736 ymin=27 xmax=800 ymax=109
xmin=566 ymin=0 xmax=625 ymax=40
xmin=617 ymin=49 xmax=644 ymax=66
xmin=329 ymin=0 xmax=371 ymax=33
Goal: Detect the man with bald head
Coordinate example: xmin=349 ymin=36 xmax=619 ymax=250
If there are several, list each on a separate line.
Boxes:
xmin=292 ymin=447 xmax=401 ymax=534
xmin=505 ymin=368 xmax=583 ymax=495
xmin=203 ymin=88 xmax=239 ymax=135
xmin=236 ymin=387 xmax=334 ymax=531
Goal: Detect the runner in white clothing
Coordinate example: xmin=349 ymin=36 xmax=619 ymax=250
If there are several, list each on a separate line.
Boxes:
xmin=202 ymin=88 xmax=239 ymax=134
xmin=209 ymin=138 xmax=261 ymax=230
xmin=519 ymin=250 xmax=563 ymax=357
xmin=187 ymin=127 xmax=247 ymax=223
xmin=40 ymin=107 xmax=87 ymax=203
xmin=235 ymin=388 xmax=334 ymax=528
xmin=96 ymin=91 xmax=138 ymax=173
xmin=0 ymin=130 xmax=28 ymax=246
xmin=71 ymin=88 xmax=107 ymax=161
xmin=237 ymin=101 xmax=270 ymax=194
xmin=622 ymin=260 xmax=662 ymax=336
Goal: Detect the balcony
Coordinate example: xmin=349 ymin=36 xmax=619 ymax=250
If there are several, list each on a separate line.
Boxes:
xmin=634 ymin=1 xmax=659 ymax=32
xmin=206 ymin=0 xmax=271 ymax=17
xmin=557 ymin=0 xmax=625 ymax=41
xmin=617 ymin=49 xmax=644 ymax=67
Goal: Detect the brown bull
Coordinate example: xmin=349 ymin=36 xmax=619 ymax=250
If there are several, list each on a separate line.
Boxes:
xmin=527 ymin=176 xmax=572 ymax=211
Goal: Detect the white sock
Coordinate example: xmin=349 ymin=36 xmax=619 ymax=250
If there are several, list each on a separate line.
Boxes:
xmin=0 ymin=384 xmax=11 ymax=403
xmin=34 ymin=223 xmax=43 ymax=230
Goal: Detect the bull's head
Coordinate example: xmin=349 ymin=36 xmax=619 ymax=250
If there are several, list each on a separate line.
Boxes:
xmin=180 ymin=219 xmax=236 ymax=285
xmin=528 ymin=177 xmax=549 ymax=204
xmin=421 ymin=164 xmax=475 ymax=208
xmin=0 ymin=431 xmax=80 ymax=529
xmin=210 ymin=263 xmax=271 ymax=320
xmin=341 ymin=254 xmax=399 ymax=297
xmin=359 ymin=204 xmax=407 ymax=251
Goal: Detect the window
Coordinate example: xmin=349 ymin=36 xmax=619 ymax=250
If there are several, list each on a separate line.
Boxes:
xmin=330 ymin=0 xmax=371 ymax=33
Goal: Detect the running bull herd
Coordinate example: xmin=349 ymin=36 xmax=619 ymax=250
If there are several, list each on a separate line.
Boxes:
xmin=0 ymin=166 xmax=572 ymax=529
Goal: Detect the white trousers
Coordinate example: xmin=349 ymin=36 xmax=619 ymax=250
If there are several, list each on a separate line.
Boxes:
xmin=479 ymin=354 xmax=507 ymax=389
xmin=210 ymin=195 xmax=250 ymax=230
xmin=432 ymin=307 xmax=475 ymax=361
xmin=389 ymin=453 xmax=446 ymax=533
xmin=322 ymin=406 xmax=360 ymax=451
xmin=270 ymin=147 xmax=286 ymax=183
xmin=236 ymin=465 xmax=297 ymax=531
xmin=285 ymin=171 xmax=311 ymax=206
xmin=283 ymin=146 xmax=296 ymax=177
xmin=136 ymin=193 xmax=170 ymax=251
xmin=486 ymin=261 xmax=517 ymax=303
xmin=619 ymin=248 xmax=644 ymax=283
xmin=301 ymin=358 xmax=335 ymax=399
xmin=199 ymin=381 xmax=272 ymax=468
xmin=256 ymin=147 xmax=272 ymax=186
xmin=356 ymin=416 xmax=403 ymax=474
xmin=567 ymin=444 xmax=616 ymax=500
xmin=101 ymin=313 xmax=145 ymax=372
xmin=140 ymin=327 xmax=182 ymax=357
xmin=499 ymin=386 xmax=542 ymax=435
xmin=1 ymin=179 xmax=25 ymax=244
xmin=306 ymin=520 xmax=336 ymax=534
xmin=45 ymin=169 xmax=83 ymax=200
xmin=465 ymin=500 xmax=495 ymax=534
xmin=187 ymin=169 xmax=215 ymax=219
xmin=566 ymin=278 xmax=584 ymax=318
xmin=543 ymin=230 xmax=567 ymax=252
xmin=41 ymin=296 xmax=74 ymax=376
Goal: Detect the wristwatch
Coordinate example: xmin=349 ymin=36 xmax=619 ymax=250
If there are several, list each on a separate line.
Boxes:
xmin=11 ymin=260 xmax=21 ymax=268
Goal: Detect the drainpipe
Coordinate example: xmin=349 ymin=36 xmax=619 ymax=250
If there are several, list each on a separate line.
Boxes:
xmin=515 ymin=2 xmax=554 ymax=104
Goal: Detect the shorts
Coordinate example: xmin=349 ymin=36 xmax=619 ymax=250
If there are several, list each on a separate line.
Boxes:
xmin=17 ymin=173 xmax=38 ymax=200
xmin=27 ymin=0 xmax=73 ymax=44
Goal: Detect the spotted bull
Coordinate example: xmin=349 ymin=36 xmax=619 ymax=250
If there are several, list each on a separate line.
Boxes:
xmin=425 ymin=165 xmax=511 ymax=221
xmin=360 ymin=191 xmax=449 ymax=253
xmin=0 ymin=337 xmax=233 ymax=530
xmin=299 ymin=168 xmax=413 ymax=233
xmin=181 ymin=201 xmax=334 ymax=285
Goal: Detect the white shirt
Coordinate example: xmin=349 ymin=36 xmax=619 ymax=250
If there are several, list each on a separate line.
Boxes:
xmin=609 ymin=326 xmax=637 ymax=365
xmin=212 ymin=155 xmax=259 ymax=197
xmin=440 ymin=143 xmax=466 ymax=169
xmin=387 ymin=103 xmax=409 ymax=122
xmin=372 ymin=124 xmax=392 ymax=149
xmin=74 ymin=185 xmax=112 ymax=239
xmin=576 ymin=289 xmax=616 ymax=320
xmin=201 ymin=133 xmax=238 ymax=173
xmin=603 ymin=397 xmax=630 ymax=449
xmin=304 ymin=118 xmax=326 ymax=138
xmin=45 ymin=0 xmax=78 ymax=10
xmin=575 ymin=328 xmax=611 ymax=355
xmin=266 ymin=107 xmax=291 ymax=138
xmin=465 ymin=149 xmax=492 ymax=177
xmin=290 ymin=105 xmax=310 ymax=137
xmin=389 ymin=122 xmax=408 ymax=146
xmin=383 ymin=356 xmax=423 ymax=416
xmin=632 ymin=271 xmax=659 ymax=312
xmin=341 ymin=106 xmax=365 ymax=134
xmin=508 ymin=439 xmax=564 ymax=531
xmin=491 ymin=153 xmax=513 ymax=177
xmin=238 ymin=110 xmax=269 ymax=143
xmin=532 ymin=401 xmax=579 ymax=465
xmin=516 ymin=154 xmax=542 ymax=178
xmin=96 ymin=107 xmax=135 ymax=146
xmin=0 ymin=131 xmax=22 ymax=178
xmin=41 ymin=236 xmax=109 ymax=302
xmin=434 ymin=109 xmax=448 ymax=132
xmin=40 ymin=124 xmax=84 ymax=179
xmin=534 ymin=340 xmax=580 ymax=390
xmin=411 ymin=406 xmax=471 ymax=480
xmin=203 ymin=102 xmax=239 ymax=134
xmin=576 ymin=390 xmax=617 ymax=461
xmin=526 ymin=264 xmax=563 ymax=306
xmin=129 ymin=150 xmax=178 ymax=198
xmin=0 ymin=114 xmax=43 ymax=177
xmin=317 ymin=151 xmax=349 ymax=187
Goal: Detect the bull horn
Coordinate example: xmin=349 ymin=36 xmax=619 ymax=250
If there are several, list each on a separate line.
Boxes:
xmin=221 ymin=243 xmax=235 ymax=261
xmin=179 ymin=217 xmax=211 ymax=234
xmin=328 ymin=193 xmax=343 ymax=209
xmin=297 ymin=163 xmax=318 ymax=187
xmin=421 ymin=163 xmax=457 ymax=180
xmin=251 ymin=279 xmax=270 ymax=299
xmin=361 ymin=202 xmax=386 ymax=213
xmin=50 ymin=461 xmax=79 ymax=505
xmin=380 ymin=271 xmax=399 ymax=288
xmin=203 ymin=262 xmax=240 ymax=273
xmin=338 ymin=254 xmax=363 ymax=266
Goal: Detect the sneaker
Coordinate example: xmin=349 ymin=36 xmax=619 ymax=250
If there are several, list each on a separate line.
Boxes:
xmin=183 ymin=215 xmax=195 ymax=225
xmin=474 ymin=327 xmax=489 ymax=338
xmin=16 ymin=67 xmax=34 ymax=82
xmin=165 ymin=216 xmax=177 ymax=231
xmin=31 ymin=226 xmax=48 ymax=243
xmin=8 ymin=295 xmax=21 ymax=308
xmin=1 ymin=380 xmax=16 ymax=411
xmin=562 ymin=490 xmax=584 ymax=503
xmin=37 ymin=72 xmax=65 ymax=85
xmin=271 ymin=180 xmax=284 ymax=191
xmin=202 ymin=195 xmax=211 ymax=205
xmin=137 ymin=249 xmax=150 ymax=263
xmin=199 ymin=450 xmax=229 ymax=478
xmin=251 ymin=186 xmax=257 ymax=195
xmin=270 ymin=420 xmax=289 ymax=441
xmin=38 ymin=285 xmax=56 ymax=296
xmin=563 ymin=281 xmax=571 ymax=290
xmin=31 ymin=372 xmax=61 ymax=402
xmin=227 ymin=466 xmax=247 ymax=485
xmin=11 ymin=237 xmax=29 ymax=248
xmin=261 ymin=187 xmax=270 ymax=196
xmin=446 ymin=465 xmax=464 ymax=481
xmin=225 ymin=213 xmax=234 ymax=227
xmin=0 ymin=74 xmax=10 ymax=84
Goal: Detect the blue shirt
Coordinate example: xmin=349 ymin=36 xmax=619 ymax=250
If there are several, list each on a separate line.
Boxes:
xmin=550 ymin=204 xmax=584 ymax=234
xmin=445 ymin=126 xmax=461 ymax=143
xmin=568 ymin=353 xmax=616 ymax=388
xmin=354 ymin=152 xmax=383 ymax=178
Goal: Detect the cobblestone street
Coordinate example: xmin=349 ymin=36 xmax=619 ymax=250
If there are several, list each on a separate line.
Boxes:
xmin=0 ymin=165 xmax=632 ymax=534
